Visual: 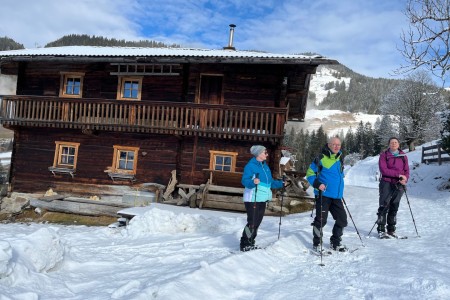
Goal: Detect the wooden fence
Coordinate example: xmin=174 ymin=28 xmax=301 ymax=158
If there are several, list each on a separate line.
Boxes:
xmin=421 ymin=144 xmax=450 ymax=165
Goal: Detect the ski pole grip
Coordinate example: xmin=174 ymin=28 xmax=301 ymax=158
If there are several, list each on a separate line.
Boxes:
xmin=255 ymin=173 xmax=259 ymax=179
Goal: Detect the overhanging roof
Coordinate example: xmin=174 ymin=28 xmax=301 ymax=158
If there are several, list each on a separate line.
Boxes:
xmin=0 ymin=46 xmax=338 ymax=65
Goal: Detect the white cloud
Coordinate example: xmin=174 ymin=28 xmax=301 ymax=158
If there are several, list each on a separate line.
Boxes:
xmin=0 ymin=0 xmax=410 ymax=79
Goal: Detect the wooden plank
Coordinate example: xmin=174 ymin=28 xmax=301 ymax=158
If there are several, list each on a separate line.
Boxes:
xmin=207 ymin=185 xmax=244 ymax=194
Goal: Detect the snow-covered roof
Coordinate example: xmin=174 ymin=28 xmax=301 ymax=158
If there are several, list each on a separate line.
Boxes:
xmin=0 ymin=46 xmax=338 ymax=65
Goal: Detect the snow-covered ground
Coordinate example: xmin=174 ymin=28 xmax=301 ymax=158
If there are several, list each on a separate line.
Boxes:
xmin=0 ymin=145 xmax=449 ymax=299
xmin=0 ymin=151 xmax=11 ymax=167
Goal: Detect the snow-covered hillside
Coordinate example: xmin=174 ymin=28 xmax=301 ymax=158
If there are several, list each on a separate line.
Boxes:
xmin=287 ymin=65 xmax=380 ymax=137
xmin=309 ymin=65 xmax=352 ymax=106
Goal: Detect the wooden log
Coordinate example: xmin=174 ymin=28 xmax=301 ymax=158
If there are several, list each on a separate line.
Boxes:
xmin=200 ymin=200 xmax=245 ymax=212
xmin=30 ymin=198 xmax=132 ymax=217
xmin=38 ymin=194 xmax=65 ymax=201
xmin=63 ymin=197 xmax=131 ymax=207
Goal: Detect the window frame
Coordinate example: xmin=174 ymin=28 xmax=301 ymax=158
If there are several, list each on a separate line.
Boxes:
xmin=111 ymin=145 xmax=139 ymax=174
xmin=117 ymin=76 xmax=143 ymax=100
xmin=59 ymin=72 xmax=84 ymax=98
xmin=209 ymin=150 xmax=238 ymax=172
xmin=52 ymin=141 xmax=80 ymax=169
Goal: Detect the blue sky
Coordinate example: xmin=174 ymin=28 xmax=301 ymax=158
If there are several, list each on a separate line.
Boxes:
xmin=0 ymin=0 xmax=408 ymax=79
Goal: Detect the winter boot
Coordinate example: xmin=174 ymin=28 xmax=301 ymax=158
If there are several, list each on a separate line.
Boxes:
xmin=330 ymin=242 xmax=348 ymax=252
xmin=313 ymin=244 xmax=320 ymax=253
xmin=386 ymin=224 xmax=396 ymax=236
xmin=240 ymin=237 xmax=254 ymax=252
xmin=377 ymin=224 xmax=385 ymax=234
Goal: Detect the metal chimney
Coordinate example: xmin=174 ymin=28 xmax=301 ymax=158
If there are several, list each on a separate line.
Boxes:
xmin=223 ymin=24 xmax=236 ymax=50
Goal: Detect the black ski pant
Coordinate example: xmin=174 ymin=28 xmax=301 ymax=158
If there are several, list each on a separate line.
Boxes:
xmin=312 ymin=195 xmax=348 ymax=247
xmin=240 ymin=201 xmax=266 ymax=248
xmin=377 ymin=181 xmax=404 ymax=232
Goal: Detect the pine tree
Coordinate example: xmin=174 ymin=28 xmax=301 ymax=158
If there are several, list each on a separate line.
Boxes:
xmin=439 ymin=110 xmax=450 ymax=152
xmin=376 ymin=115 xmax=397 ymax=150
xmin=363 ymin=122 xmax=375 ymax=157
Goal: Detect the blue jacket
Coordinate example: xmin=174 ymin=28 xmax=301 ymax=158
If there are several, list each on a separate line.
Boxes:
xmin=241 ymin=157 xmax=283 ymax=202
xmin=306 ymin=146 xmax=344 ymax=199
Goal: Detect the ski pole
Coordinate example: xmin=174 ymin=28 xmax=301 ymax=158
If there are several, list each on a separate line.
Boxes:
xmin=318 ymin=190 xmax=325 ymax=266
xmin=367 ymin=184 xmax=399 ymax=236
xmin=310 ymin=203 xmax=315 ymax=218
xmin=402 ymin=186 xmax=420 ymax=237
xmin=342 ymin=197 xmax=364 ymax=246
xmin=278 ymin=175 xmax=286 ymax=240
xmin=251 ymin=173 xmax=259 ymax=240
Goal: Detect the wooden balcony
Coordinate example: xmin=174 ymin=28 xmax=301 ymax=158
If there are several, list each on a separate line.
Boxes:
xmin=0 ymin=96 xmax=287 ymax=142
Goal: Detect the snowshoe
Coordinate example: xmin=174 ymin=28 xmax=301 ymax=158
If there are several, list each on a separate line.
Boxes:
xmin=330 ymin=244 xmax=348 ymax=252
xmin=378 ymin=232 xmax=391 ymax=239
xmin=387 ymin=231 xmax=397 ymax=238
xmin=311 ymin=245 xmax=332 ymax=256
xmin=240 ymin=245 xmax=261 ymax=252
xmin=387 ymin=232 xmax=408 ymax=239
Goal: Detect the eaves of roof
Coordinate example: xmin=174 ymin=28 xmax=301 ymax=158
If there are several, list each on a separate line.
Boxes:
xmin=0 ymin=46 xmax=339 ymax=65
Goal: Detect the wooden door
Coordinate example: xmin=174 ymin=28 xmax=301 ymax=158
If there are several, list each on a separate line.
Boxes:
xmin=199 ymin=75 xmax=223 ymax=128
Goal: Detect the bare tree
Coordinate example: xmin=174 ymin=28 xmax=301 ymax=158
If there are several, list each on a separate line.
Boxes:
xmin=382 ymin=70 xmax=445 ymax=151
xmin=397 ymin=0 xmax=450 ymax=82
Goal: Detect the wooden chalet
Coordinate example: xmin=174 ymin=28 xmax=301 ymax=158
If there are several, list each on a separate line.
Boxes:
xmin=0 ymin=39 xmax=337 ymax=213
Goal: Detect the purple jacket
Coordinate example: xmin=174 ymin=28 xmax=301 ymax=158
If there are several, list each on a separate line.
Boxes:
xmin=379 ymin=149 xmax=410 ymax=184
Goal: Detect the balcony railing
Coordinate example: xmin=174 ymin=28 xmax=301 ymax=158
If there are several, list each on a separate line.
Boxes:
xmin=0 ymin=96 xmax=287 ymax=142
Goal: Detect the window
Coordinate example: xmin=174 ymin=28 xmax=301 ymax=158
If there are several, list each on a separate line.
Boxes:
xmin=59 ymin=72 xmax=84 ymax=98
xmin=53 ymin=141 xmax=80 ymax=169
xmin=117 ymin=76 xmax=143 ymax=100
xmin=209 ymin=150 xmax=238 ymax=172
xmin=112 ymin=145 xmax=139 ymax=174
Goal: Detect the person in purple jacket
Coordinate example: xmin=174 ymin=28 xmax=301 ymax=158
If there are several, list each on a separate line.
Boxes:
xmin=377 ymin=137 xmax=410 ymax=238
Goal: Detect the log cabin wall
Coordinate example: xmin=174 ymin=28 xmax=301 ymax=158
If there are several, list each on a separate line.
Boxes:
xmin=178 ymin=137 xmax=280 ymax=186
xmin=10 ymin=126 xmax=279 ymax=193
xmin=14 ymin=62 xmax=186 ymax=102
xmin=10 ymin=127 xmax=180 ymax=193
xmin=13 ymin=61 xmax=294 ymax=110
xmin=187 ymin=64 xmax=286 ymax=107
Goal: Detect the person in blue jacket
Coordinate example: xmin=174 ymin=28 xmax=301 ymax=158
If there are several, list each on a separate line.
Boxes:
xmin=240 ymin=145 xmax=284 ymax=251
xmin=306 ymin=137 xmax=347 ymax=252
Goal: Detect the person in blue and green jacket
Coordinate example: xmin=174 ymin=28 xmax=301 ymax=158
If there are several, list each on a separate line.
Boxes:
xmin=306 ymin=137 xmax=348 ymax=252
xmin=240 ymin=145 xmax=284 ymax=252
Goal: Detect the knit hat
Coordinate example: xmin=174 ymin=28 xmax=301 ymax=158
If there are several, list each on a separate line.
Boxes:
xmin=250 ymin=145 xmax=266 ymax=157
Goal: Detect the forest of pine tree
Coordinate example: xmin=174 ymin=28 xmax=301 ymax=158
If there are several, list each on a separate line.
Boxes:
xmin=283 ymin=117 xmax=403 ymax=172
xmin=314 ymin=64 xmax=407 ymax=114
xmin=0 ymin=37 xmax=24 ymax=51
xmin=44 ymin=34 xmax=181 ymax=48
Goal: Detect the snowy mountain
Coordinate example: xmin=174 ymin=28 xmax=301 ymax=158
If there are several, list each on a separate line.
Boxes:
xmin=287 ymin=65 xmax=382 ymax=137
